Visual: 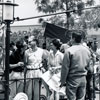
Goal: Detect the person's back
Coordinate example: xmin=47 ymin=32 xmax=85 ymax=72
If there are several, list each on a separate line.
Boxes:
xmin=60 ymin=30 xmax=91 ymax=100
xmin=67 ymin=44 xmax=90 ymax=78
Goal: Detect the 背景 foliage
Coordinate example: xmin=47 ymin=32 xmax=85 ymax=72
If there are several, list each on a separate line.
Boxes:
xmin=34 ymin=0 xmax=97 ymax=30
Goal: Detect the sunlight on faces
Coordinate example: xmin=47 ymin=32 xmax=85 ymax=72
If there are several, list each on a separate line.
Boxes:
xmin=28 ymin=36 xmax=35 ymax=48
xmin=50 ymin=43 xmax=56 ymax=51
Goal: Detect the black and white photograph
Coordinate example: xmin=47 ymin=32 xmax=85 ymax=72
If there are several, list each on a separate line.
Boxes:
xmin=0 ymin=0 xmax=100 ymax=100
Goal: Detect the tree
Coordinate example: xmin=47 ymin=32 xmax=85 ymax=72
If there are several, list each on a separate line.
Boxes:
xmin=34 ymin=0 xmax=95 ymax=29
xmin=83 ymin=6 xmax=100 ymax=29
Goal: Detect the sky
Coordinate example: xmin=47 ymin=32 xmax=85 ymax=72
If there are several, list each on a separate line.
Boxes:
xmin=5 ymin=0 xmax=100 ymax=26
xmin=12 ymin=0 xmax=43 ymax=26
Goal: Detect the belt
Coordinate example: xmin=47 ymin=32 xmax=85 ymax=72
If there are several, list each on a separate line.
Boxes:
xmin=27 ymin=66 xmax=43 ymax=70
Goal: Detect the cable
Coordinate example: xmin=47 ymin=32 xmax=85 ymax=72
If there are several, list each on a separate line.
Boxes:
xmin=15 ymin=10 xmax=73 ymax=21
xmin=15 ymin=6 xmax=100 ymax=21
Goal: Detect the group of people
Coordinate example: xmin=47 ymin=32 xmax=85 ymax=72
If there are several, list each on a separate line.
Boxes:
xmin=1 ymin=29 xmax=100 ymax=100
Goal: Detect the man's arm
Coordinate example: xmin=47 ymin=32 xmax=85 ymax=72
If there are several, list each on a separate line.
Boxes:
xmin=60 ymin=51 xmax=70 ymax=86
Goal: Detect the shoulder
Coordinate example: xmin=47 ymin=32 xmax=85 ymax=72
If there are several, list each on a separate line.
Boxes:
xmin=65 ymin=45 xmax=75 ymax=53
xmin=25 ymin=49 xmax=31 ymax=56
xmin=81 ymin=45 xmax=91 ymax=53
xmin=43 ymin=49 xmax=49 ymax=55
xmin=65 ymin=45 xmax=89 ymax=55
xmin=37 ymin=47 xmax=43 ymax=52
xmin=60 ymin=43 xmax=70 ymax=51
xmin=57 ymin=50 xmax=64 ymax=56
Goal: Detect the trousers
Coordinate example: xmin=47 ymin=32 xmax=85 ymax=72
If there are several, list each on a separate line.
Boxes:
xmin=66 ymin=76 xmax=86 ymax=100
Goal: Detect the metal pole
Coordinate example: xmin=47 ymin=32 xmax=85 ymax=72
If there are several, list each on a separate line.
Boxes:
xmin=65 ymin=0 xmax=70 ymax=29
xmin=4 ymin=20 xmax=11 ymax=100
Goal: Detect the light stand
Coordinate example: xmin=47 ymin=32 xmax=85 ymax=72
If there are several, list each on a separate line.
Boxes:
xmin=0 ymin=1 xmax=18 ymax=100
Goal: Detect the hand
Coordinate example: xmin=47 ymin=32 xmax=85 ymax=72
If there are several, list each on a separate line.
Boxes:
xmin=55 ymin=68 xmax=60 ymax=74
xmin=59 ymin=83 xmax=63 ymax=88
xmin=49 ymin=67 xmax=55 ymax=74
xmin=60 ymin=83 xmax=66 ymax=87
xmin=17 ymin=62 xmax=24 ymax=67
xmin=59 ymin=81 xmax=66 ymax=87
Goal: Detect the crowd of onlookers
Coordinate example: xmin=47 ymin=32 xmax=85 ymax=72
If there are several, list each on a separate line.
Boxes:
xmin=0 ymin=30 xmax=100 ymax=100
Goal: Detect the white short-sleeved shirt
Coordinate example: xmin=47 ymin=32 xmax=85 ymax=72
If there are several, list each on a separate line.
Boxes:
xmin=25 ymin=47 xmax=44 ymax=78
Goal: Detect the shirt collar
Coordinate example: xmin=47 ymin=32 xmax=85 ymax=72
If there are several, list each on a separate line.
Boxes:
xmin=50 ymin=50 xmax=60 ymax=56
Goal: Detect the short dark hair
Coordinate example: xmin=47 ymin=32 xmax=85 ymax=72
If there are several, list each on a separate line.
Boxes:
xmin=16 ymin=41 xmax=24 ymax=49
xmin=24 ymin=35 xmax=29 ymax=44
xmin=33 ymin=38 xmax=39 ymax=46
xmin=71 ymin=30 xmax=83 ymax=43
xmin=51 ymin=38 xmax=61 ymax=50
xmin=24 ymin=35 xmax=28 ymax=39
xmin=42 ymin=43 xmax=46 ymax=49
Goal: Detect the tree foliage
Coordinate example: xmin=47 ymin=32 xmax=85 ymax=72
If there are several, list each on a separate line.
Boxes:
xmin=34 ymin=0 xmax=97 ymax=30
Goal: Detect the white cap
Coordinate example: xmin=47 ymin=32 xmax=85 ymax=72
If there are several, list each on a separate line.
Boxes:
xmin=13 ymin=92 xmax=28 ymax=100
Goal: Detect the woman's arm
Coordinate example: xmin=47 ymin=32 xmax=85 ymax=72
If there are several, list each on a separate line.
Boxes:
xmin=10 ymin=62 xmax=24 ymax=69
